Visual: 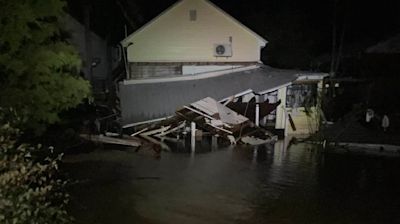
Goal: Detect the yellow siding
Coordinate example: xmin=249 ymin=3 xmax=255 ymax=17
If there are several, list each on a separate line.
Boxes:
xmin=275 ymin=81 xmax=324 ymax=136
xmin=275 ymin=87 xmax=287 ymax=130
xmin=286 ymin=107 xmax=320 ymax=135
xmin=124 ymin=0 xmax=265 ymax=62
xmin=275 ymin=89 xmax=320 ymax=135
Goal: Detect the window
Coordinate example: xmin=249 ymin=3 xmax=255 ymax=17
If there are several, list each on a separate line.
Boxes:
xmin=263 ymin=91 xmax=278 ymax=127
xmin=286 ymin=84 xmax=317 ymax=108
xmin=189 ymin=9 xmax=197 ymax=21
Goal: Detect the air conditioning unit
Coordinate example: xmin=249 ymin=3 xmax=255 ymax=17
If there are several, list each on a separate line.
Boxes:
xmin=214 ymin=44 xmax=232 ymax=57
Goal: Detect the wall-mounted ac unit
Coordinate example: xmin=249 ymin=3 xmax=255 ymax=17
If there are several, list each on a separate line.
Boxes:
xmin=214 ymin=44 xmax=232 ymax=57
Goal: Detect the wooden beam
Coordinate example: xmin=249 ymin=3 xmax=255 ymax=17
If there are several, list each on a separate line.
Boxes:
xmin=140 ymin=125 xmax=171 ymax=136
xmin=139 ymin=134 xmax=170 ymax=151
xmin=122 ymin=116 xmax=172 ymax=129
xmin=130 ymin=128 xmax=149 ymax=137
xmin=80 ymin=134 xmax=141 ymax=147
xmin=154 ymin=122 xmax=185 ymax=137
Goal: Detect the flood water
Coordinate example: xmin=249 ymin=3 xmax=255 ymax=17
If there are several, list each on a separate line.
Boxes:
xmin=64 ymin=139 xmax=400 ymax=224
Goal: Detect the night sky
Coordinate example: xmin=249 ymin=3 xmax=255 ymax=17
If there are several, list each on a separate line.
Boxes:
xmin=67 ymin=0 xmax=400 ymax=71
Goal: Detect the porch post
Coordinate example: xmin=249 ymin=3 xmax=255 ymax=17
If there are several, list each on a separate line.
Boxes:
xmin=191 ymin=122 xmax=196 ymax=152
xmin=255 ymin=103 xmax=260 ymax=127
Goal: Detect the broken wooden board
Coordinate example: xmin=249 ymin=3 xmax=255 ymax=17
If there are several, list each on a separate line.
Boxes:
xmin=139 ymin=134 xmax=171 ymax=151
xmin=129 ymin=116 xmax=184 ymax=136
xmin=176 ymin=97 xmax=251 ymax=138
xmin=140 ymin=125 xmax=171 ymax=136
xmin=122 ymin=116 xmax=173 ymax=129
xmin=176 ymin=97 xmax=272 ymax=145
xmin=216 ymin=101 xmax=248 ymax=125
xmin=177 ymin=106 xmax=233 ymax=135
xmin=190 ymin=97 xmax=248 ymax=125
xmin=80 ymin=134 xmax=141 ymax=147
xmin=191 ymin=97 xmax=220 ymax=116
xmin=123 ymin=96 xmax=278 ymax=148
xmin=241 ymin=135 xmax=278 ymax=145
xmin=130 ymin=128 xmax=149 ymax=137
xmin=154 ymin=122 xmax=185 ymax=137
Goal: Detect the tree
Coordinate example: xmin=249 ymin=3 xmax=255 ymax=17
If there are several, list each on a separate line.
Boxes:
xmin=260 ymin=8 xmax=321 ymax=69
xmin=0 ymin=0 xmax=90 ymax=133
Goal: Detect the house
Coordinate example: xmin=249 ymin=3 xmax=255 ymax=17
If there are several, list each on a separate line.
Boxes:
xmin=119 ymin=0 xmax=328 ymax=136
xmin=120 ymin=0 xmax=267 ymax=78
xmin=63 ymin=14 xmax=111 ymax=95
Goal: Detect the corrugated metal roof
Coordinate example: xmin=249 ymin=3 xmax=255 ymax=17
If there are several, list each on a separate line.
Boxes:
xmin=119 ymin=66 xmax=314 ymax=124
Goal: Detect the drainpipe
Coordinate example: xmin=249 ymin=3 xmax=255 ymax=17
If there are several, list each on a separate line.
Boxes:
xmin=120 ymin=43 xmax=128 ymax=79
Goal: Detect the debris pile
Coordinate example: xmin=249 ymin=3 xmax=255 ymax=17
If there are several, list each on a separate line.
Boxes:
xmin=82 ymin=96 xmax=281 ymax=151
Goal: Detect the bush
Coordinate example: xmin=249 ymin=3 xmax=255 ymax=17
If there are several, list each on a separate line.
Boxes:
xmin=0 ymin=109 xmax=72 ymax=224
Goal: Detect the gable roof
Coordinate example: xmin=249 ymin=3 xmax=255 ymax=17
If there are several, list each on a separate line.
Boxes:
xmin=121 ymin=0 xmax=267 ymax=46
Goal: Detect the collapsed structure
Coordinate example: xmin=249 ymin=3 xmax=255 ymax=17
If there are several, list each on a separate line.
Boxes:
xmin=118 ymin=0 xmax=328 ymax=139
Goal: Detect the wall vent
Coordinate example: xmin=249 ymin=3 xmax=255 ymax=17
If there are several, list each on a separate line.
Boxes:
xmin=190 ymin=10 xmax=197 ymax=21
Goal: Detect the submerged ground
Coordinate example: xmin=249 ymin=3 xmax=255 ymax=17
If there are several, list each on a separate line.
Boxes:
xmin=63 ymin=139 xmax=400 ymax=224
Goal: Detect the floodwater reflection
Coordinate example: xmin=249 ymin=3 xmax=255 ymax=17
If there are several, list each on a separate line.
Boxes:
xmin=64 ymin=138 xmax=400 ymax=224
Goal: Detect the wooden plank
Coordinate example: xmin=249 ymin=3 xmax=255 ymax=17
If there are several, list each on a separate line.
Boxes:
xmin=183 ymin=106 xmax=216 ymax=121
xmin=141 ymin=125 xmax=171 ymax=136
xmin=158 ymin=136 xmax=180 ymax=143
xmin=105 ymin=132 xmax=121 ymax=137
xmin=122 ymin=116 xmax=173 ymax=129
xmin=183 ymin=106 xmax=232 ymax=134
xmin=191 ymin=97 xmax=219 ymax=116
xmin=130 ymin=128 xmax=149 ymax=137
xmin=240 ymin=136 xmax=276 ymax=145
xmin=139 ymin=134 xmax=171 ymax=151
xmin=216 ymin=102 xmax=248 ymax=125
xmin=192 ymin=97 xmax=247 ymax=126
xmin=80 ymin=134 xmax=141 ymax=147
xmin=155 ymin=122 xmax=185 ymax=137
xmin=207 ymin=123 xmax=233 ymax=134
